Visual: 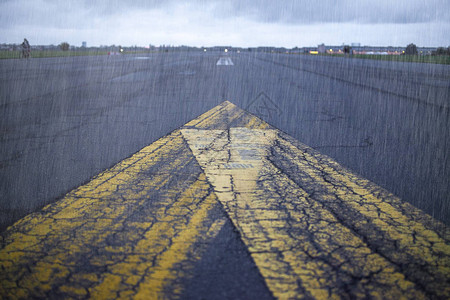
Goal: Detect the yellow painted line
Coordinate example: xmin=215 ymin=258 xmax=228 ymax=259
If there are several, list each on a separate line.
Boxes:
xmin=90 ymin=179 xmax=225 ymax=299
xmin=184 ymin=101 xmax=228 ymax=128
xmin=181 ymin=104 xmax=450 ymax=300
xmin=271 ymin=134 xmax=450 ymax=298
xmin=0 ymin=131 xmax=225 ymax=299
xmin=134 ymin=200 xmax=225 ymax=299
xmin=185 ymin=100 xmax=266 ymax=130
xmin=1 ymin=100 xmax=449 ymax=299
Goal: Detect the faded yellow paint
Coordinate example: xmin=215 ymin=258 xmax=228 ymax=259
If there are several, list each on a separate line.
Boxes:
xmin=242 ymin=115 xmax=271 ymax=129
xmin=1 ymin=101 xmax=449 ymax=300
xmin=184 ymin=102 xmax=226 ymax=128
xmin=0 ymin=131 xmax=225 ymax=299
xmin=274 ymin=134 xmax=450 ymax=298
xmin=182 ymin=127 xmax=433 ymax=299
xmin=90 ymin=275 xmax=122 ymax=300
xmin=135 ymin=202 xmax=225 ymax=299
xmin=90 ymin=176 xmax=226 ymax=299
xmin=184 ymin=100 xmax=265 ymax=130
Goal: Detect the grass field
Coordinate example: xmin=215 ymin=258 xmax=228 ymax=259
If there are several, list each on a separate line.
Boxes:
xmin=0 ymin=50 xmax=113 ymax=59
xmin=342 ymin=54 xmax=450 ymax=65
xmin=2 ymin=49 xmax=450 ymax=65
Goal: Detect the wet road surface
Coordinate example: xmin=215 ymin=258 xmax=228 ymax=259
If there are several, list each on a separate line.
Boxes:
xmin=1 ymin=52 xmax=449 ymax=230
xmin=1 ymin=102 xmax=449 ymax=299
xmin=0 ymin=52 xmax=449 ymax=298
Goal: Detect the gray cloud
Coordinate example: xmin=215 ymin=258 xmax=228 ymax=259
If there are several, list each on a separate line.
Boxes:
xmin=1 ymin=0 xmax=449 ymax=46
xmin=212 ymin=0 xmax=450 ymax=24
xmin=3 ymin=0 xmax=449 ymax=27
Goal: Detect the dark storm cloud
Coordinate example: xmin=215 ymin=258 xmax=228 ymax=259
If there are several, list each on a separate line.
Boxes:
xmin=2 ymin=0 xmax=449 ymax=28
xmin=82 ymin=0 xmax=450 ymax=24
xmin=213 ymin=0 xmax=450 ymax=24
xmin=1 ymin=0 xmax=449 ymax=46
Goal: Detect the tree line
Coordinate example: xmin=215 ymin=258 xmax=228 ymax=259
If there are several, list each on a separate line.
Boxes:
xmin=405 ymin=43 xmax=450 ymax=56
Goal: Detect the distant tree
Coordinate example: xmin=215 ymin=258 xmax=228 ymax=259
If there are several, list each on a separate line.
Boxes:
xmin=343 ymin=45 xmax=352 ymax=55
xmin=405 ymin=43 xmax=418 ymax=55
xmin=435 ymin=47 xmax=450 ymax=56
xmin=60 ymin=42 xmax=69 ymax=51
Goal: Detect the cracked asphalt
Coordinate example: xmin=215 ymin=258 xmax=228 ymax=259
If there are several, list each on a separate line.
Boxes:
xmin=1 ymin=52 xmax=449 ymax=232
xmin=1 ymin=101 xmax=449 ymax=299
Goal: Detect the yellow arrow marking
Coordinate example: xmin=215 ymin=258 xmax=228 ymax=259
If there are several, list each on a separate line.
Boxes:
xmin=0 ymin=132 xmax=226 ymax=299
xmin=271 ymin=133 xmax=450 ymax=298
xmin=1 ymin=101 xmax=449 ymax=299
xmin=184 ymin=101 xmax=271 ymax=130
xmin=182 ymin=126 xmax=449 ymax=299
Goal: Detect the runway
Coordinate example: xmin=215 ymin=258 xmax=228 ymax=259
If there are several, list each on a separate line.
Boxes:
xmin=1 ymin=51 xmax=450 ymax=298
xmin=1 ymin=51 xmax=449 ymax=231
xmin=1 ymin=101 xmax=449 ymax=299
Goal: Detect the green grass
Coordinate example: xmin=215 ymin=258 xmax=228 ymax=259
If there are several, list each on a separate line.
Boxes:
xmin=0 ymin=49 xmax=166 ymax=59
xmin=0 ymin=50 xmax=115 ymax=59
xmin=333 ymin=54 xmax=450 ymax=65
xmin=3 ymin=49 xmax=449 ymax=65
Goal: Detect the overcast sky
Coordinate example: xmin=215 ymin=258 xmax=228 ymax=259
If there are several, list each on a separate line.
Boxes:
xmin=1 ymin=0 xmax=449 ymax=47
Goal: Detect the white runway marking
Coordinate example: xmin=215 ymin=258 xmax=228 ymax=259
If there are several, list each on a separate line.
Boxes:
xmin=216 ymin=57 xmax=234 ymax=66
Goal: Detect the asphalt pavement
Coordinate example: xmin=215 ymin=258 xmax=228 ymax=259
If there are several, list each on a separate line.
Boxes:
xmin=1 ymin=101 xmax=449 ymax=299
xmin=1 ymin=51 xmax=449 ymax=230
xmin=0 ymin=51 xmax=449 ymax=298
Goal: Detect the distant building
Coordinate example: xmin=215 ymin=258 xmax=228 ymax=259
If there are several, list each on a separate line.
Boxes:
xmin=318 ymin=44 xmax=326 ymax=54
xmin=351 ymin=43 xmax=361 ymax=47
xmin=82 ymin=41 xmax=87 ymax=48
